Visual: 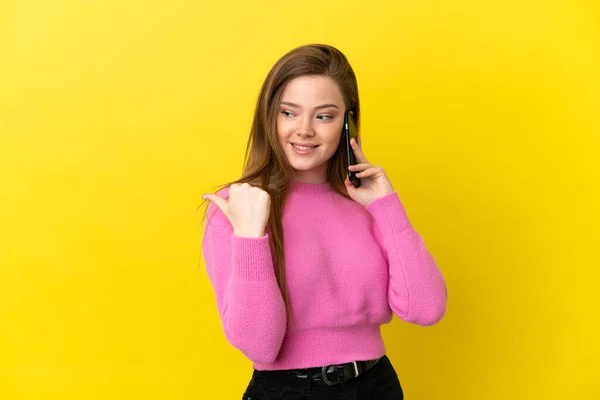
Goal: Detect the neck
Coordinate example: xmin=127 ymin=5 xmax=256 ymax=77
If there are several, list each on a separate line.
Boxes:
xmin=292 ymin=166 xmax=327 ymax=184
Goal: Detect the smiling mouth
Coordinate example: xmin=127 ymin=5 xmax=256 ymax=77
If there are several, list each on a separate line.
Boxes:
xmin=291 ymin=143 xmax=319 ymax=150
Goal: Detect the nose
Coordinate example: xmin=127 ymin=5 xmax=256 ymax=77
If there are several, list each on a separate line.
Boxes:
xmin=295 ymin=116 xmax=315 ymax=137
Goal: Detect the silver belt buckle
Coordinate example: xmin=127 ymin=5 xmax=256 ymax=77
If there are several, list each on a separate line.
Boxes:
xmin=321 ymin=361 xmax=361 ymax=385
xmin=321 ymin=366 xmax=337 ymax=386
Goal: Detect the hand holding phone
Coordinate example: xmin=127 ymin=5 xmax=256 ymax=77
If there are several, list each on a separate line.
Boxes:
xmin=343 ymin=112 xmax=361 ymax=188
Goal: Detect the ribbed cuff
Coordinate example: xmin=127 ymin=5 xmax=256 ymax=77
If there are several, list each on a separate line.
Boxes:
xmin=231 ymin=233 xmax=276 ymax=282
xmin=365 ymin=192 xmax=413 ymax=233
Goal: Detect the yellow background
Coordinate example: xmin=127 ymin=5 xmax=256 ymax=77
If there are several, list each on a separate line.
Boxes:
xmin=1 ymin=0 xmax=599 ymax=399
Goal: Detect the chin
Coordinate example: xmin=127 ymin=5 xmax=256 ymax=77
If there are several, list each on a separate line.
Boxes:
xmin=289 ymin=162 xmax=319 ymax=172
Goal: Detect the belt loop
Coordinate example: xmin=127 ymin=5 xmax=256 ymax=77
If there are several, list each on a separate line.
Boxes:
xmin=307 ymin=368 xmax=313 ymax=393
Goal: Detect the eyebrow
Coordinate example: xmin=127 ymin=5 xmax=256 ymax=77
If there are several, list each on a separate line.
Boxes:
xmin=280 ymin=101 xmax=339 ymax=110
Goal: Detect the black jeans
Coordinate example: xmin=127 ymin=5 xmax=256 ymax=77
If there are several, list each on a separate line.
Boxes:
xmin=242 ymin=355 xmax=404 ymax=399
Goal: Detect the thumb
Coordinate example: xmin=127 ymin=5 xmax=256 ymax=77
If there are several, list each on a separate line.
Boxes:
xmin=344 ymin=175 xmax=356 ymax=192
xmin=344 ymin=175 xmax=353 ymax=188
xmin=202 ymin=193 xmax=228 ymax=216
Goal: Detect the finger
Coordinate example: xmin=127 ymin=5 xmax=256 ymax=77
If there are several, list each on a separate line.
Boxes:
xmin=350 ymin=138 xmax=369 ymax=163
xmin=348 ymin=162 xmax=373 ymax=171
xmin=202 ymin=193 xmax=228 ymax=215
xmin=356 ymin=167 xmax=382 ymax=178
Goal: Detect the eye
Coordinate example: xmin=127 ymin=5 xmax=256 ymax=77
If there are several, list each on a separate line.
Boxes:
xmin=317 ymin=115 xmax=333 ymax=120
xmin=281 ymin=110 xmax=295 ymax=118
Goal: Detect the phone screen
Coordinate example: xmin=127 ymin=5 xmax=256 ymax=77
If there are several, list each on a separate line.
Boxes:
xmin=344 ymin=112 xmax=361 ymax=188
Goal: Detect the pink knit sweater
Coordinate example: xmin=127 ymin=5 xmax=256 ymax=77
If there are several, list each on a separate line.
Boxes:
xmin=202 ymin=181 xmax=447 ymax=370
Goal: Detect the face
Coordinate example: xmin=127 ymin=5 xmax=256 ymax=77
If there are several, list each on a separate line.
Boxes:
xmin=276 ymin=75 xmax=346 ymax=184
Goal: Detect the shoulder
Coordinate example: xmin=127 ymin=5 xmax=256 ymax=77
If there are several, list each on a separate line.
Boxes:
xmin=215 ymin=186 xmax=230 ymax=199
xmin=205 ymin=186 xmax=232 ymax=230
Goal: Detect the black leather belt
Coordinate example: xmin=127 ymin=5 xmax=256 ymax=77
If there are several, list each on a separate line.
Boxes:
xmin=283 ymin=357 xmax=382 ymax=386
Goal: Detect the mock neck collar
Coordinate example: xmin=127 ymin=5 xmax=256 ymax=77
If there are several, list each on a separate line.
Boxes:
xmin=289 ymin=180 xmax=335 ymax=196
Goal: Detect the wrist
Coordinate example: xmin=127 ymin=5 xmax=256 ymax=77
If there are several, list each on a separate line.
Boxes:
xmin=233 ymin=227 xmax=266 ymax=238
xmin=365 ymin=189 xmax=396 ymax=207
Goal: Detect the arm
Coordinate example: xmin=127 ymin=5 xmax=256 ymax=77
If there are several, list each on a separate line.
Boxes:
xmin=366 ymin=192 xmax=448 ymax=326
xmin=202 ymin=202 xmax=287 ymax=362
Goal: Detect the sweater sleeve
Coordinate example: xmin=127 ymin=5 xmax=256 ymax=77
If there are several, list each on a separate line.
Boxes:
xmin=201 ymin=201 xmax=287 ymax=363
xmin=366 ymin=192 xmax=447 ymax=326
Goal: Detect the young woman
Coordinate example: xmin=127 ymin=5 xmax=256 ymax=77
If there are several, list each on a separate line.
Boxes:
xmin=201 ymin=44 xmax=447 ymax=399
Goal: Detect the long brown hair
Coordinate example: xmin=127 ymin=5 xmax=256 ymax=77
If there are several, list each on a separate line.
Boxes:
xmin=201 ymin=44 xmax=361 ymax=318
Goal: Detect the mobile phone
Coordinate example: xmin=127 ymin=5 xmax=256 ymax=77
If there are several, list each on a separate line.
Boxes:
xmin=343 ymin=111 xmax=361 ymax=188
